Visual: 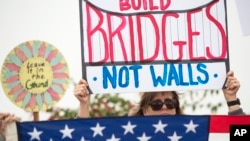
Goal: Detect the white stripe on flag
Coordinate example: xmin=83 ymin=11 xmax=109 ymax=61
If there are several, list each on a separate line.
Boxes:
xmin=6 ymin=122 xmax=18 ymax=141
xmin=209 ymin=133 xmax=229 ymax=141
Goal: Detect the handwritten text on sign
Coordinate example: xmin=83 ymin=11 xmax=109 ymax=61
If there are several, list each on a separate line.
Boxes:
xmin=80 ymin=0 xmax=229 ymax=93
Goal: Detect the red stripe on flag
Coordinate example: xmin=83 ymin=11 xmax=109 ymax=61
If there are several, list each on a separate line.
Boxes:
xmin=210 ymin=115 xmax=250 ymax=133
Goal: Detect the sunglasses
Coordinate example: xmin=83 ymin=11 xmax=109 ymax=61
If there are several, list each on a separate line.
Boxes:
xmin=149 ymin=98 xmax=177 ymax=111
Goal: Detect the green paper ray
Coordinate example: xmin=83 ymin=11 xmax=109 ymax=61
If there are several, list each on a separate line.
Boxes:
xmin=54 ymin=66 xmax=67 ymax=72
xmin=3 ymin=67 xmax=10 ymax=72
xmin=20 ymin=44 xmax=32 ymax=58
xmin=22 ymin=92 xmax=31 ymax=108
xmin=7 ymin=81 xmax=20 ymax=89
xmin=13 ymin=87 xmax=24 ymax=100
xmin=51 ymin=84 xmax=64 ymax=94
xmin=53 ymin=79 xmax=67 ymax=84
xmin=50 ymin=55 xmax=62 ymax=66
xmin=44 ymin=45 xmax=52 ymax=59
xmin=36 ymin=94 xmax=43 ymax=110
xmin=9 ymin=54 xmax=22 ymax=67
xmin=3 ymin=71 xmax=18 ymax=80
xmin=44 ymin=91 xmax=53 ymax=107
xmin=33 ymin=41 xmax=40 ymax=57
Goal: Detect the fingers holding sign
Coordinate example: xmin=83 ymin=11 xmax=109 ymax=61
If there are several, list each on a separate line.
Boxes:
xmin=74 ymin=79 xmax=90 ymax=104
xmin=0 ymin=113 xmax=20 ymax=138
xmin=223 ymin=71 xmax=240 ymax=101
xmin=225 ymin=71 xmax=240 ymax=89
xmin=74 ymin=79 xmax=91 ymax=118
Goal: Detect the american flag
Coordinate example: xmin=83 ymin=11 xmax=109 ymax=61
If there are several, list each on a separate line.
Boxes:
xmin=15 ymin=115 xmax=250 ymax=141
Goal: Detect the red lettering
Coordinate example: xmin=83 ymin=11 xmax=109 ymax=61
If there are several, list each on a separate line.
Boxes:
xmin=107 ymin=14 xmax=128 ymax=63
xmin=86 ymin=5 xmax=109 ymax=63
xmin=160 ymin=0 xmax=171 ymax=10
xmin=143 ymin=0 xmax=148 ymax=10
xmin=131 ymin=0 xmax=142 ymax=10
xmin=187 ymin=8 xmax=206 ymax=60
xmin=149 ymin=0 xmax=159 ymax=10
xmin=136 ymin=15 xmax=160 ymax=62
xmin=120 ymin=0 xmax=131 ymax=11
xmin=205 ymin=0 xmax=227 ymax=59
xmin=85 ymin=2 xmax=227 ymax=63
xmin=120 ymin=0 xmax=171 ymax=11
xmin=128 ymin=16 xmax=136 ymax=62
xmin=173 ymin=41 xmax=187 ymax=60
xmin=162 ymin=13 xmax=179 ymax=61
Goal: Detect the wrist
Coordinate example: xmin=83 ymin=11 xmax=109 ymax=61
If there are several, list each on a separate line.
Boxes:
xmin=225 ymin=96 xmax=237 ymax=102
xmin=78 ymin=103 xmax=90 ymax=118
xmin=80 ymin=101 xmax=89 ymax=106
xmin=227 ymin=98 xmax=240 ymax=107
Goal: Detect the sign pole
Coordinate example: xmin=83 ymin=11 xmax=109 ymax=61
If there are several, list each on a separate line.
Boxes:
xmin=33 ymin=112 xmax=39 ymax=121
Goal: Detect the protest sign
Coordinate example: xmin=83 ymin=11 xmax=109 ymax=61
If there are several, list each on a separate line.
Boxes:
xmin=80 ymin=0 xmax=229 ymax=93
xmin=1 ymin=40 xmax=69 ymax=112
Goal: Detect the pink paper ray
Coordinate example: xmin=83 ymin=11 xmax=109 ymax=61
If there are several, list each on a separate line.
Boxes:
xmin=14 ymin=48 xmax=27 ymax=62
xmin=25 ymin=42 xmax=33 ymax=56
xmin=46 ymin=50 xmax=58 ymax=62
xmin=15 ymin=90 xmax=28 ymax=102
xmin=52 ymin=63 xmax=65 ymax=71
xmin=38 ymin=42 xmax=46 ymax=57
xmin=52 ymin=83 xmax=66 ymax=92
xmin=8 ymin=84 xmax=22 ymax=95
xmin=6 ymin=75 xmax=19 ymax=83
xmin=5 ymin=63 xmax=20 ymax=71
xmin=47 ymin=88 xmax=60 ymax=101
xmin=53 ymin=73 xmax=69 ymax=79
xmin=27 ymin=94 xmax=36 ymax=110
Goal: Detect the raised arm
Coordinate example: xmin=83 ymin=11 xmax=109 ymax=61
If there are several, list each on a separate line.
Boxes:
xmin=74 ymin=79 xmax=90 ymax=118
xmin=223 ymin=71 xmax=245 ymax=115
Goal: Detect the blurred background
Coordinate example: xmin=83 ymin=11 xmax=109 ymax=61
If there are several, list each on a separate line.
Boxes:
xmin=0 ymin=0 xmax=249 ymax=121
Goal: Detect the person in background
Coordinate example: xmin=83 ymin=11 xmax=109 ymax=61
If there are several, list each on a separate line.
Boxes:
xmin=74 ymin=70 xmax=245 ymax=118
xmin=0 ymin=113 xmax=20 ymax=141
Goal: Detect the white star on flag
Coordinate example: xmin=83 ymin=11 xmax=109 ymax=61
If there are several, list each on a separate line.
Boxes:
xmin=59 ymin=124 xmax=75 ymax=139
xmin=137 ymin=132 xmax=152 ymax=141
xmin=122 ymin=121 xmax=137 ymax=135
xmin=184 ymin=120 xmax=199 ymax=133
xmin=80 ymin=136 xmax=90 ymax=141
xmin=28 ymin=127 xmax=43 ymax=141
xmin=106 ymin=134 xmax=120 ymax=141
xmin=168 ymin=132 xmax=182 ymax=141
xmin=152 ymin=120 xmax=168 ymax=133
xmin=90 ymin=122 xmax=106 ymax=137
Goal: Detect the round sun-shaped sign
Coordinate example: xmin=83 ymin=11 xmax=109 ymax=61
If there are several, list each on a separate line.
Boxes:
xmin=1 ymin=40 xmax=69 ymax=111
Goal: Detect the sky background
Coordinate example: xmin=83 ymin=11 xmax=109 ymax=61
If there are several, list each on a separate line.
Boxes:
xmin=0 ymin=0 xmax=249 ymax=121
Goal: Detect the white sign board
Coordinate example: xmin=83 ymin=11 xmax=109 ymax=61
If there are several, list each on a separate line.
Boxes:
xmin=80 ymin=0 xmax=229 ymax=93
